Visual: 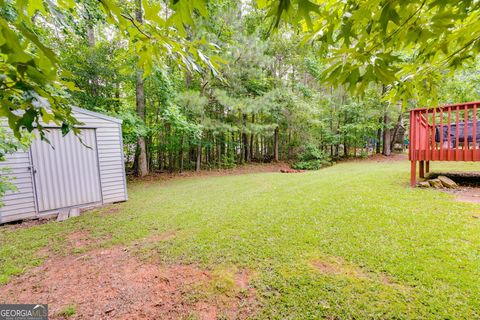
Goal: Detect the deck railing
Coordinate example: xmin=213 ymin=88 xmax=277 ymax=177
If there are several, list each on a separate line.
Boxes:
xmin=409 ymin=101 xmax=480 ymax=162
xmin=409 ymin=101 xmax=480 ymax=186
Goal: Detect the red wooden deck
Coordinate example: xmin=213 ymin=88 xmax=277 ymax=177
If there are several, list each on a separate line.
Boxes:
xmin=409 ymin=101 xmax=480 ymax=187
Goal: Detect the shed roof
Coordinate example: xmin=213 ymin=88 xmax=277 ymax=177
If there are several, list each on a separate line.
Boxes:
xmin=72 ymin=107 xmax=123 ymax=124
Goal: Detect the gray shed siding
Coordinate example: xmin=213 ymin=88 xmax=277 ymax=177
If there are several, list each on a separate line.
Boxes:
xmin=0 ymin=108 xmax=127 ymax=223
xmin=71 ymin=110 xmax=128 ymax=204
xmin=0 ymin=151 xmax=36 ymax=223
xmin=31 ymin=129 xmax=103 ymax=212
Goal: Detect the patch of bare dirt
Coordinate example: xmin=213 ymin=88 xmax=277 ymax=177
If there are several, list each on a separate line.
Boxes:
xmin=371 ymin=153 xmax=407 ymax=162
xmin=234 ymin=270 xmax=253 ymax=291
xmin=67 ymin=230 xmax=95 ymax=249
xmin=443 ymin=186 xmax=480 ymax=204
xmin=311 ymin=260 xmax=340 ymax=275
xmin=101 ymin=206 xmax=121 ymax=216
xmin=129 ymin=162 xmax=291 ymax=185
xmin=144 ymin=230 xmax=177 ymax=243
xmin=310 ymin=258 xmax=411 ymax=292
xmin=310 ymin=258 xmax=368 ymax=279
xmin=129 ymin=155 xmax=409 ymax=185
xmin=341 ymin=153 xmax=407 ymax=164
xmin=0 ymin=246 xmax=258 ymax=320
xmin=280 ymin=169 xmax=305 ymax=173
xmin=62 ymin=230 xmax=112 ymax=254
xmin=1 ymin=217 xmax=56 ymax=231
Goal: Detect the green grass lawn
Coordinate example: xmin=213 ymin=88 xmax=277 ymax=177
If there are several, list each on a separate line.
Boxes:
xmin=1 ymin=159 xmax=480 ymax=319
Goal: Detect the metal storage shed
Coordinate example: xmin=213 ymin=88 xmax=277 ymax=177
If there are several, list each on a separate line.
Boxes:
xmin=0 ymin=107 xmax=128 ymax=223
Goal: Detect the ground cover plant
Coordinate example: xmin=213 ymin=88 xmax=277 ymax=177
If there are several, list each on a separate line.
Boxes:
xmin=1 ymin=158 xmax=480 ymax=319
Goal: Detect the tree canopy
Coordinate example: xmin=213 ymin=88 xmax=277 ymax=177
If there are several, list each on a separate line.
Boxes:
xmin=0 ymin=0 xmax=219 ymax=138
xmin=1 ymin=0 xmax=480 ymax=177
xmin=265 ymin=0 xmax=480 ymax=104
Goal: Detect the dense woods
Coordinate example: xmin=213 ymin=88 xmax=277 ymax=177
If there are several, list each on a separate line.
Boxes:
xmin=31 ymin=1 xmax=400 ymax=175
xmin=63 ymin=1 xmax=480 ymax=175
xmin=2 ymin=0 xmax=480 ymax=177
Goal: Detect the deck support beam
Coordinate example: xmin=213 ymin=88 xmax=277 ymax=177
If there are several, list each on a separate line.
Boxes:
xmin=410 ymin=161 xmax=417 ymax=187
xmin=419 ymin=161 xmax=425 ymax=178
xmin=425 ymin=161 xmax=430 ymax=174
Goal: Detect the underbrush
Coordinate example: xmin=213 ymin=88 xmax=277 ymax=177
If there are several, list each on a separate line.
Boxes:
xmin=292 ymin=144 xmax=332 ymax=170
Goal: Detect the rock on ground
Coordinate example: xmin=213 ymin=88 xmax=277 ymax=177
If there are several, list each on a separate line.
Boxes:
xmin=280 ymin=169 xmax=304 ymax=173
xmin=417 ymin=181 xmax=430 ymax=188
xmin=428 ymin=179 xmax=443 ymax=188
xmin=437 ymin=175 xmax=458 ymax=188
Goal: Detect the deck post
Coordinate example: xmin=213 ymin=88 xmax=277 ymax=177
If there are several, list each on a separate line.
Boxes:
xmin=425 ymin=161 xmax=429 ymax=174
xmin=410 ymin=161 xmax=417 ymax=187
xmin=419 ymin=161 xmax=425 ymax=178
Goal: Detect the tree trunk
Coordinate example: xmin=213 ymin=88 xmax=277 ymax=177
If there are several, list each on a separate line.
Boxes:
xmin=85 ymin=22 xmax=98 ymax=97
xmin=220 ymin=133 xmax=226 ymax=165
xmin=382 ymin=112 xmax=391 ymax=156
xmin=376 ymin=116 xmax=382 ymax=154
xmin=147 ymin=135 xmax=153 ymax=169
xmin=239 ymin=134 xmax=244 ymax=164
xmin=87 ymin=27 xmax=95 ymax=47
xmin=178 ymin=135 xmax=184 ymax=172
xmin=390 ymin=112 xmax=403 ymax=148
xmin=250 ymin=114 xmax=255 ymax=161
xmin=274 ymin=126 xmax=279 ymax=162
xmin=196 ymin=143 xmax=201 ymax=172
xmin=135 ymin=71 xmax=148 ymax=176
xmin=231 ymin=132 xmax=236 ymax=162
xmin=260 ymin=136 xmax=264 ymax=162
xmin=157 ymin=136 xmax=163 ymax=171
xmin=287 ymin=128 xmax=292 ymax=160
xmin=242 ymin=114 xmax=249 ymax=162
xmin=168 ymin=149 xmax=175 ymax=172
xmin=114 ymin=82 xmax=120 ymax=111
xmin=134 ymin=0 xmax=148 ymax=177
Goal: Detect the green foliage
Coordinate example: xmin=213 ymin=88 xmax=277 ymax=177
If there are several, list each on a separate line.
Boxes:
xmin=0 ymin=11 xmax=79 ymax=139
xmin=266 ymin=0 xmax=480 ymax=105
xmin=2 ymin=0 xmax=471 ymax=176
xmin=0 ymin=0 xmax=220 ymax=138
xmin=220 ymin=154 xmax=236 ymax=169
xmin=61 ymin=41 xmax=126 ymax=113
xmin=292 ymin=143 xmax=331 ymax=170
xmin=117 ymin=110 xmax=147 ymax=146
xmin=437 ymin=61 xmax=480 ymax=104
xmin=2 ymin=0 xmax=480 ymax=142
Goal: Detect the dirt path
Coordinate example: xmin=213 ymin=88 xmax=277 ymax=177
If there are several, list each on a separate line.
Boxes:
xmin=130 ymin=162 xmax=292 ymax=184
xmin=342 ymin=152 xmax=408 ymax=163
xmin=131 ymin=153 xmax=408 ymax=184
xmin=0 ymin=244 xmax=258 ymax=319
xmin=444 ymin=187 xmax=480 ymax=204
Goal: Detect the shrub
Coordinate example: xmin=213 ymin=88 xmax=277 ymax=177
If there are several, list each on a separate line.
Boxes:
xmin=359 ymin=150 xmax=369 ymax=158
xmin=292 ymin=144 xmax=331 ymax=170
xmin=221 ymin=154 xmax=236 ymax=169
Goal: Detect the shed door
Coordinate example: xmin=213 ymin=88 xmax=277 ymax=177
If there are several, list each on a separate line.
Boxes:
xmin=31 ymin=129 xmax=102 ymax=212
